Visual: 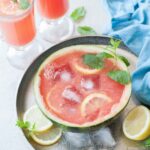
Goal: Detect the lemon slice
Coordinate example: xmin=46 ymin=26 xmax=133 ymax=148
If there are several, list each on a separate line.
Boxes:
xmin=31 ymin=126 xmax=62 ymax=146
xmin=81 ymin=93 xmax=112 ymax=117
xmin=73 ymin=59 xmax=100 ymax=75
xmin=123 ymin=105 xmax=150 ymax=141
xmin=23 ymin=105 xmax=53 ymax=132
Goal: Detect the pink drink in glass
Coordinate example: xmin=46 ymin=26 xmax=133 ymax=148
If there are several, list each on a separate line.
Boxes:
xmin=37 ymin=0 xmax=73 ymax=43
xmin=38 ymin=0 xmax=69 ymax=19
xmin=0 ymin=0 xmax=42 ymax=69
xmin=0 ymin=0 xmax=36 ymax=46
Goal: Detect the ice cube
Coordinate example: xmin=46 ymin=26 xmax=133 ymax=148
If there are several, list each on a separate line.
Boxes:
xmin=91 ymin=127 xmax=116 ymax=148
xmin=60 ymin=71 xmax=71 ymax=82
xmin=81 ymin=79 xmax=94 ymax=90
xmin=64 ymin=131 xmax=93 ymax=148
xmin=62 ymin=88 xmax=81 ymax=103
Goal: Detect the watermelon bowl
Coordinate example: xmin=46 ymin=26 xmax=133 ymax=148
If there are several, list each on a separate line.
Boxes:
xmin=33 ymin=36 xmax=132 ymax=132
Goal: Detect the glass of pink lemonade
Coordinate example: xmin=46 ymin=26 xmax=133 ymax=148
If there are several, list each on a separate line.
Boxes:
xmin=0 ymin=0 xmax=42 ymax=69
xmin=37 ymin=0 xmax=74 ymax=43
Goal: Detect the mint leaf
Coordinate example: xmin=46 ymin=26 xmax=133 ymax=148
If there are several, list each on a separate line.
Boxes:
xmin=77 ymin=26 xmax=97 ymax=35
xmin=83 ymin=54 xmax=104 ymax=69
xmin=110 ymin=38 xmax=121 ymax=51
xmin=19 ymin=0 xmax=30 ymax=9
xmin=16 ymin=120 xmax=30 ymax=129
xmin=12 ymin=0 xmax=17 ymax=2
xmin=118 ymin=55 xmax=130 ymax=67
xmin=16 ymin=120 xmax=36 ymax=137
xmin=144 ymin=137 xmax=150 ymax=148
xmin=70 ymin=7 xmax=86 ymax=21
xmin=108 ymin=70 xmax=131 ymax=85
xmin=96 ymin=52 xmax=113 ymax=60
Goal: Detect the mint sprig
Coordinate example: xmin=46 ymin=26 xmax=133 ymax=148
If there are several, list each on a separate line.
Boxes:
xmin=105 ymin=39 xmax=130 ymax=67
xmin=82 ymin=39 xmax=131 ymax=85
xmin=16 ymin=120 xmax=30 ymax=129
xmin=70 ymin=7 xmax=86 ymax=21
xmin=77 ymin=26 xmax=97 ymax=35
xmin=16 ymin=120 xmax=36 ymax=137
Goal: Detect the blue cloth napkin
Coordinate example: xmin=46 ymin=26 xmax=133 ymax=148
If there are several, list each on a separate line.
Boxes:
xmin=105 ymin=0 xmax=150 ymax=106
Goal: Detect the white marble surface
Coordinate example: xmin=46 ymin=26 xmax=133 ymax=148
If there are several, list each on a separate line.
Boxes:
xmin=0 ymin=0 xmax=111 ymax=150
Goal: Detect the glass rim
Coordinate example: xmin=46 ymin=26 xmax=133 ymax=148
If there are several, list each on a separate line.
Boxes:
xmin=0 ymin=0 xmax=34 ymax=21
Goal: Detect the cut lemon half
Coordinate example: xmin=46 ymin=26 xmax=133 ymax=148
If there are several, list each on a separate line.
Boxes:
xmin=31 ymin=126 xmax=62 ymax=146
xmin=81 ymin=93 xmax=112 ymax=117
xmin=73 ymin=58 xmax=100 ymax=75
xmin=23 ymin=105 xmax=53 ymax=132
xmin=123 ymin=105 xmax=150 ymax=141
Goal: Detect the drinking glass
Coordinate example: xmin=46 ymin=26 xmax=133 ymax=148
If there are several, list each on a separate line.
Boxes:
xmin=0 ymin=0 xmax=42 ymax=69
xmin=37 ymin=0 xmax=74 ymax=43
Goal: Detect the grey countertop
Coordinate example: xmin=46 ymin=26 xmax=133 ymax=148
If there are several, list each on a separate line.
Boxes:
xmin=0 ymin=0 xmax=111 ymax=150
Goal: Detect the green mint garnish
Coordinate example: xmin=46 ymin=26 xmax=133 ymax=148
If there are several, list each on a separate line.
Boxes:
xmin=82 ymin=39 xmax=131 ymax=85
xmin=16 ymin=120 xmax=36 ymax=137
xmin=70 ymin=6 xmax=86 ymax=21
xmin=109 ymin=38 xmax=121 ymax=51
xmin=19 ymin=0 xmax=30 ymax=10
xmin=83 ymin=52 xmax=113 ymax=70
xmin=77 ymin=26 xmax=97 ymax=35
xmin=118 ymin=55 xmax=130 ymax=67
xmin=143 ymin=137 xmax=150 ymax=148
xmin=16 ymin=120 xmax=30 ymax=129
xmin=83 ymin=54 xmax=103 ymax=69
xmin=107 ymin=70 xmax=131 ymax=85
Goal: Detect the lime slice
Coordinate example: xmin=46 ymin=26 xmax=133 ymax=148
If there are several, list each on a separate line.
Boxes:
xmin=81 ymin=93 xmax=112 ymax=117
xmin=31 ymin=126 xmax=62 ymax=146
xmin=23 ymin=105 xmax=53 ymax=132
xmin=123 ymin=105 xmax=150 ymax=141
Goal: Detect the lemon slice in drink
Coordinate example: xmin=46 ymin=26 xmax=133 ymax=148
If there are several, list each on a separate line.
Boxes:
xmin=23 ymin=105 xmax=53 ymax=132
xmin=73 ymin=58 xmax=101 ymax=75
xmin=31 ymin=126 xmax=62 ymax=146
xmin=123 ymin=105 xmax=150 ymax=141
xmin=81 ymin=93 xmax=112 ymax=117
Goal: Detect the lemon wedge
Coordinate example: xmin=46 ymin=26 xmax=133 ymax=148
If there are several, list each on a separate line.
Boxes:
xmin=31 ymin=126 xmax=62 ymax=146
xmin=123 ymin=105 xmax=150 ymax=141
xmin=23 ymin=105 xmax=53 ymax=132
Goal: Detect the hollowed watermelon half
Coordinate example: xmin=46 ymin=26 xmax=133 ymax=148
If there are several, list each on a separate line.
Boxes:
xmin=34 ymin=45 xmax=131 ymax=131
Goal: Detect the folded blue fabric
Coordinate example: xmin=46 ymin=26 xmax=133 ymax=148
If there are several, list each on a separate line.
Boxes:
xmin=105 ymin=0 xmax=150 ymax=105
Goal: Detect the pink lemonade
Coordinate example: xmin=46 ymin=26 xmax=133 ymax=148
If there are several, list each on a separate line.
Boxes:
xmin=38 ymin=0 xmax=69 ymax=19
xmin=39 ymin=51 xmax=125 ymax=124
xmin=0 ymin=0 xmax=36 ymax=46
